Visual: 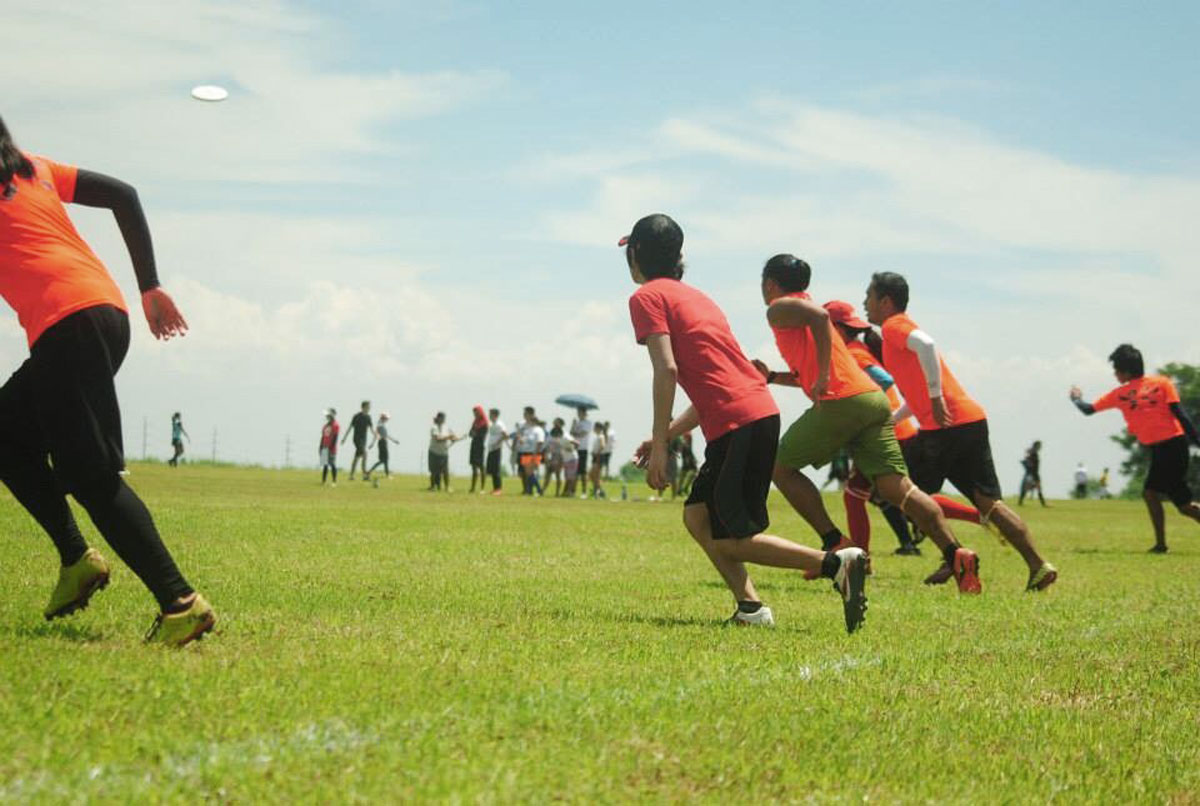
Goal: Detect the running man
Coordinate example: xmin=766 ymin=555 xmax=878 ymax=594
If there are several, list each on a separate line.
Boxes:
xmin=864 ymin=271 xmax=1057 ymax=591
xmin=342 ymin=400 xmax=375 ymax=481
xmin=1070 ymin=343 xmax=1200 ymax=552
xmin=168 ymin=412 xmax=190 ymax=468
xmin=621 ymin=214 xmax=868 ymax=633
xmin=753 ymin=256 xmax=982 ymax=593
xmin=0 ymin=116 xmax=214 ymax=644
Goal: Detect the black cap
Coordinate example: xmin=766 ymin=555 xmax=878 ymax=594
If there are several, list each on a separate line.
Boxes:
xmin=617 ymin=213 xmax=683 ymax=255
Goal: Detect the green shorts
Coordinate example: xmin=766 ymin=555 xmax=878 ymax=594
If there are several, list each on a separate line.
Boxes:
xmin=777 ymin=390 xmax=908 ymax=480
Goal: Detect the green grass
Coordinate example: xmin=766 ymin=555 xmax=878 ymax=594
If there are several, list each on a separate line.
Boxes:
xmin=0 ymin=464 xmax=1197 ymax=803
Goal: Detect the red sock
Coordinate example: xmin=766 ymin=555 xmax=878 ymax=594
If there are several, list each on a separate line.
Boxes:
xmin=843 ymin=478 xmax=872 ymax=552
xmin=933 ymin=494 xmax=980 ymax=525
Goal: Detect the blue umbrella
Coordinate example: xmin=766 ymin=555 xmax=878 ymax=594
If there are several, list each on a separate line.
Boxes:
xmin=556 ymin=393 xmax=598 ymax=410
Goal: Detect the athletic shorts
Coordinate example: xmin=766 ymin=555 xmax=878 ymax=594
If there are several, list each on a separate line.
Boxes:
xmin=486 ymin=448 xmax=502 ymax=476
xmin=776 ymin=390 xmax=907 ymax=480
xmin=686 ymin=414 xmax=780 ymax=540
xmin=0 ymin=305 xmax=129 ymax=495
xmin=902 ymin=419 xmax=1001 ymax=500
xmin=428 ymin=452 xmax=448 ymax=475
xmin=353 ymin=439 xmax=367 ymax=457
xmin=1146 ymin=435 xmax=1193 ymax=508
xmin=577 ymin=449 xmax=589 ymax=476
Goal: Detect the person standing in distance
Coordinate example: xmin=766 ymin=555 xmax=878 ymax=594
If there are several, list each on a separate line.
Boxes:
xmin=1070 ymin=344 xmax=1200 ymax=552
xmin=0 ymin=115 xmax=214 ymax=645
xmin=484 ymin=408 xmax=508 ymax=495
xmin=570 ymin=407 xmax=593 ymax=497
xmin=342 ymin=401 xmax=375 ymax=481
xmin=168 ymin=412 xmax=190 ymax=468
xmin=622 ymin=213 xmax=868 ymax=633
xmin=320 ymin=409 xmax=339 ymax=485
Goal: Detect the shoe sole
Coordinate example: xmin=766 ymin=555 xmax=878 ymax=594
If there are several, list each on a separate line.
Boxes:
xmin=841 ymin=554 xmax=868 ymax=634
xmin=45 ymin=573 xmax=110 ymax=621
xmin=954 ymin=552 xmax=982 ymax=595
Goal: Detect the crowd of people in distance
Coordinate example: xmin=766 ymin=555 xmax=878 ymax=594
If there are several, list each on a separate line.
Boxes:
xmin=318 ymin=401 xmax=398 ymax=486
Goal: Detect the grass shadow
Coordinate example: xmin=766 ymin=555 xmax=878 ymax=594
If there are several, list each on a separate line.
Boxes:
xmin=9 ymin=620 xmax=106 ymax=643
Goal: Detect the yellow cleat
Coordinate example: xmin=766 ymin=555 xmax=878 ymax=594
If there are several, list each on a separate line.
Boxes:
xmin=145 ymin=593 xmax=217 ymax=647
xmin=44 ymin=548 xmax=110 ymax=620
xmin=1026 ymin=562 xmax=1058 ymax=592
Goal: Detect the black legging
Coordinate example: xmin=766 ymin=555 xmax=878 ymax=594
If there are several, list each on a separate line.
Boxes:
xmin=486 ymin=448 xmax=502 ymax=490
xmin=0 ymin=307 xmax=192 ymax=609
xmin=369 ymin=443 xmax=390 ymax=476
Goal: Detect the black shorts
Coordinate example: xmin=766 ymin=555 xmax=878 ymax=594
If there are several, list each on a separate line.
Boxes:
xmin=1146 ymin=436 xmax=1193 ymax=508
xmin=902 ymin=419 xmax=1002 ymax=501
xmin=486 ymin=448 xmax=501 ymax=476
xmin=0 ymin=305 xmax=129 ymax=494
xmin=353 ymin=439 xmax=367 ymax=457
xmin=577 ymin=449 xmax=589 ymax=476
xmin=428 ymin=452 xmax=448 ymax=475
xmin=685 ymin=414 xmax=780 ymax=540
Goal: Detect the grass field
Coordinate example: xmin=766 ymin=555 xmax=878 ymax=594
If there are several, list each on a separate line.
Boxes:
xmin=0 ymin=463 xmax=1197 ymax=803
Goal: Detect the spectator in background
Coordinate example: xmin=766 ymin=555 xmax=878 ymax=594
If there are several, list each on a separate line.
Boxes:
xmin=545 ymin=423 xmax=566 ymax=497
xmin=1098 ymin=467 xmax=1113 ymax=499
xmin=602 ymin=422 xmax=616 ymax=480
xmin=342 ymin=401 xmax=375 ymax=481
xmin=366 ymin=412 xmax=397 ymax=479
xmin=678 ymin=432 xmax=698 ymax=496
xmin=485 ymin=408 xmax=508 ymax=495
xmin=320 ymin=408 xmax=339 ymax=486
xmin=570 ymin=407 xmax=593 ymax=497
xmin=514 ymin=407 xmax=545 ymax=495
xmin=468 ymin=405 xmax=489 ymax=494
xmin=1019 ymin=440 xmax=1047 ymax=507
xmin=428 ymin=411 xmax=456 ymax=491
xmin=1074 ymin=461 xmax=1088 ymax=500
xmin=562 ymin=429 xmax=580 ymax=496
xmin=168 ymin=412 xmax=189 ymax=468
xmin=589 ymin=422 xmax=609 ymax=498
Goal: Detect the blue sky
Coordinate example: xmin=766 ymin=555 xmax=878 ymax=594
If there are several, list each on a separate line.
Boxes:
xmin=3 ymin=0 xmax=1197 ymax=495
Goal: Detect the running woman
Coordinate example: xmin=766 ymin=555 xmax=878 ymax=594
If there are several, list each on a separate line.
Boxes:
xmin=753 ymin=256 xmax=981 ymax=593
xmin=1070 ymin=344 xmax=1200 ymax=552
xmin=864 ymin=271 xmax=1057 ymax=591
xmin=342 ymin=400 xmax=375 ymax=480
xmin=0 ymin=116 xmax=215 ymax=645
xmin=168 ymin=411 xmax=190 ymax=468
xmin=622 ymin=214 xmax=867 ymax=633
xmin=367 ymin=412 xmax=398 ymax=479
xmin=320 ymin=409 xmax=339 ymax=485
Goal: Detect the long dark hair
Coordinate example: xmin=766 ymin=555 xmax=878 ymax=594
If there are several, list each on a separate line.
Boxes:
xmin=0 ymin=116 xmax=33 ymax=188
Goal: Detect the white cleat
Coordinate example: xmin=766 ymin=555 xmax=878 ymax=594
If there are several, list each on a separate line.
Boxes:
xmin=833 ymin=547 xmax=869 ymax=634
xmin=726 ymin=604 xmax=775 ymax=627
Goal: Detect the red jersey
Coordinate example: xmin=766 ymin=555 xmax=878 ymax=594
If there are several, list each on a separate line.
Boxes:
xmin=320 ymin=422 xmax=340 ymax=451
xmin=0 ymin=153 xmax=127 ymax=347
xmin=770 ymin=292 xmax=878 ymax=402
xmin=629 ymin=278 xmax=778 ymax=441
xmin=880 ymin=312 xmax=985 ymax=431
xmin=846 ymin=340 xmax=918 ymax=441
xmin=1093 ymin=375 xmax=1184 ymax=445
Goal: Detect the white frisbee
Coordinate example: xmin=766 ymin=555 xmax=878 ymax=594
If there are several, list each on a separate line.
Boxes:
xmin=190 ymin=85 xmax=229 ymax=102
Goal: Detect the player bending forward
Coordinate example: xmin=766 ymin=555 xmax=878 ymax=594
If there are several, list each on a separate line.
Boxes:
xmin=622 ymin=214 xmax=868 ymax=633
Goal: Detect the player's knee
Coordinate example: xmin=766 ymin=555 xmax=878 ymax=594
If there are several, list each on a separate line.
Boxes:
xmin=71 ymin=472 xmax=121 ymax=510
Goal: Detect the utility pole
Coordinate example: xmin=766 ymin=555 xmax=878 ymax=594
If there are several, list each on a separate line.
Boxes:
xmin=211 ymin=427 xmax=217 ymax=463
xmin=142 ymin=416 xmax=148 ymax=460
xmin=284 ymin=435 xmax=292 ymax=468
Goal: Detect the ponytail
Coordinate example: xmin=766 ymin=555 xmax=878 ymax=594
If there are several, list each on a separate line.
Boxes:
xmin=0 ymin=115 xmax=33 ymax=187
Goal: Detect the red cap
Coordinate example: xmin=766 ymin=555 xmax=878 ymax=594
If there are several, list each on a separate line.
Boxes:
xmin=823 ymin=300 xmax=870 ymax=330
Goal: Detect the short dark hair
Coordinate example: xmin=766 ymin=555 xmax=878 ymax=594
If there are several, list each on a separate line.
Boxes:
xmin=1109 ymin=344 xmax=1144 ymax=377
xmin=870 ymin=272 xmax=909 ymax=312
xmin=361 ymin=400 xmax=370 ymax=408
xmin=625 ymin=213 xmax=684 ymax=280
xmin=761 ymin=254 xmax=811 ymax=292
xmin=489 ymin=408 xmax=499 ymax=417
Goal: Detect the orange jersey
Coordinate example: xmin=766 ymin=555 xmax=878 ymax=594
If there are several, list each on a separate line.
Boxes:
xmin=1093 ymin=375 xmax=1184 ymax=445
xmin=0 ymin=154 xmax=126 ymax=347
xmin=880 ymin=312 xmax=985 ymax=431
xmin=845 ymin=340 xmax=918 ymax=440
xmin=771 ymin=292 xmax=878 ymax=402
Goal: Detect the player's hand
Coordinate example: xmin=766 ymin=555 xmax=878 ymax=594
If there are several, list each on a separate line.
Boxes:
xmin=811 ymin=372 xmax=830 ymax=403
xmin=1069 ymin=386 xmax=1082 ymax=401
xmin=931 ymin=396 xmax=953 ymax=427
xmin=634 ymin=439 xmax=652 ymax=469
xmin=751 ymin=359 xmax=771 ymax=382
xmin=646 ymin=441 xmax=669 ymax=491
xmin=142 ymin=287 xmax=188 ymax=341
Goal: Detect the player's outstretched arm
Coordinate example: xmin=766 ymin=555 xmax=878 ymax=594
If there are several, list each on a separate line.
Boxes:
xmin=1069 ymin=386 xmax=1096 ymax=415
